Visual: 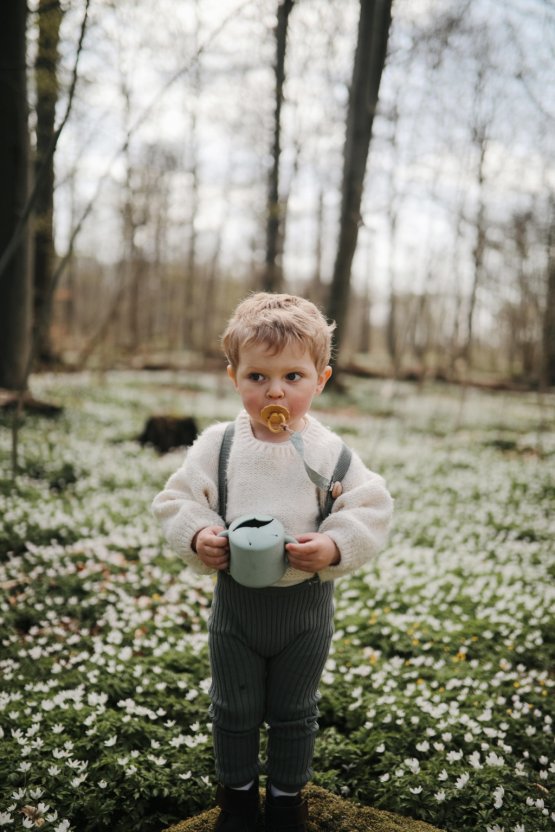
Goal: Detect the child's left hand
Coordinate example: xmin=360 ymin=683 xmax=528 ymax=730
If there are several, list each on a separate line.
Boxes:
xmin=286 ymin=533 xmax=340 ymax=572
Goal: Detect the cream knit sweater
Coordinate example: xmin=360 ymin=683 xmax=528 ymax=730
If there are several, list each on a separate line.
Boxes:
xmin=152 ymin=409 xmax=393 ymax=587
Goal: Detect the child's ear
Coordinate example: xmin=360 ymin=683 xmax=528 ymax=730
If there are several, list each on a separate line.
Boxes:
xmin=227 ymin=365 xmax=238 ymax=388
xmin=316 ymin=365 xmax=332 ymax=393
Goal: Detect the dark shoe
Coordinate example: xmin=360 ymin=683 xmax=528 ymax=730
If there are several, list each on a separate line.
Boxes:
xmin=265 ymin=787 xmax=308 ymax=832
xmin=215 ymin=781 xmax=259 ymax=831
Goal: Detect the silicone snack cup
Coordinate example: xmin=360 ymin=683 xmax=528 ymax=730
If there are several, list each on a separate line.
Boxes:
xmin=219 ymin=514 xmax=296 ymax=588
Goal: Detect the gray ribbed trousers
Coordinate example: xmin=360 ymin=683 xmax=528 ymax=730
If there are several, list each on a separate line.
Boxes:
xmin=208 ymin=571 xmax=335 ymax=791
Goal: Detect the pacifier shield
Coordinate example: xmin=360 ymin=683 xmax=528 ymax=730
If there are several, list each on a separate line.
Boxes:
xmin=260 ymin=404 xmax=290 ymax=433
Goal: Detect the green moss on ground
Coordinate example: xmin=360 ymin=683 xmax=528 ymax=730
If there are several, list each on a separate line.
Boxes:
xmin=163 ymin=784 xmax=444 ymax=832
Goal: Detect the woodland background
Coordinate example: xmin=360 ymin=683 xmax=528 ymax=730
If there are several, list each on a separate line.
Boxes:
xmin=1 ymin=0 xmax=554 ymax=392
xmin=1 ymin=5 xmax=554 ymax=831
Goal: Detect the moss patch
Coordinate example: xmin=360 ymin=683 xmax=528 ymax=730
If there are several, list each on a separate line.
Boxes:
xmin=163 ymin=784 xmax=444 ymax=832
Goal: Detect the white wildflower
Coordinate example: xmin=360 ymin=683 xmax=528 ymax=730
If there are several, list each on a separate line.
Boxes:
xmin=485 ymin=752 xmax=505 ymax=767
xmin=28 ymin=789 xmax=43 ymax=800
xmin=71 ymin=774 xmax=87 ymax=787
xmin=455 ymin=772 xmax=469 ymax=789
xmin=468 ymin=751 xmax=482 ymax=769
xmin=493 ymin=786 xmax=504 ymax=809
xmin=147 ymin=754 xmax=167 ymax=766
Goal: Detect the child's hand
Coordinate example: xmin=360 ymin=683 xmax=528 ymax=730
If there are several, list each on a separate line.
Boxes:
xmin=192 ymin=526 xmax=229 ymax=571
xmin=286 ymin=533 xmax=340 ymax=573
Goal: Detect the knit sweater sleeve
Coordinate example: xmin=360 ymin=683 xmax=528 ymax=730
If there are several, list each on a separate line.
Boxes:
xmin=151 ymin=422 xmax=227 ymax=574
xmin=317 ymin=449 xmax=394 ymax=582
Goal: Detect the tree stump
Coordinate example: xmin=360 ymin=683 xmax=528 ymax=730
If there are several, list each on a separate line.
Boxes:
xmin=138 ymin=415 xmax=198 ymax=453
xmin=163 ymin=784 xmax=444 ymax=832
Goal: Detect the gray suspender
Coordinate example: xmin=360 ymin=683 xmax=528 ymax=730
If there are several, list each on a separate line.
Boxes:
xmin=320 ymin=442 xmax=352 ymax=522
xmin=217 ymin=422 xmax=236 ymax=523
xmin=217 ymin=422 xmax=352 ymax=523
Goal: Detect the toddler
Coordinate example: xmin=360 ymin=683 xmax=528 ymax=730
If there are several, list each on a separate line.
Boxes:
xmin=152 ymin=293 xmax=393 ymax=831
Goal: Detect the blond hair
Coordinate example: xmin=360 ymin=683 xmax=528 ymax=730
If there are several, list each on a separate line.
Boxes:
xmin=222 ymin=293 xmax=335 ymax=373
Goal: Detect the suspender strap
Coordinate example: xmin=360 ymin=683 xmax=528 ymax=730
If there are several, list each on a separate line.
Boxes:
xmin=321 ymin=442 xmax=352 ymax=521
xmin=218 ymin=422 xmax=235 ymax=522
xmin=218 ymin=421 xmax=351 ymax=524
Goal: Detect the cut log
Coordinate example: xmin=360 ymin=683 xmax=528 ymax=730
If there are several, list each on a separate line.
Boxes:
xmin=138 ymin=415 xmax=198 ymax=453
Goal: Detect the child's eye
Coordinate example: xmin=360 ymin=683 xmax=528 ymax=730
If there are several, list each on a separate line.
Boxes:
xmin=285 ymin=372 xmax=302 ymax=382
xmin=248 ymin=372 xmax=265 ymax=382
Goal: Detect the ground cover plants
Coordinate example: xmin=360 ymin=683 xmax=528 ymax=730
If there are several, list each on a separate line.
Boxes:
xmin=0 ymin=371 xmax=553 ymax=832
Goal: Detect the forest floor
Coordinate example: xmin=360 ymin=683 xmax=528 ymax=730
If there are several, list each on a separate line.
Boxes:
xmin=0 ymin=370 xmax=553 ymax=832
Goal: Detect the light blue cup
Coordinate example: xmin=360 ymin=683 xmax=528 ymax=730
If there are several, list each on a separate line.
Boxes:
xmin=219 ymin=514 xmax=296 ymax=588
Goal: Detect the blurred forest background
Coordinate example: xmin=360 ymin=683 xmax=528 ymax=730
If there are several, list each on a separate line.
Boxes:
xmin=1 ymin=0 xmax=554 ymax=393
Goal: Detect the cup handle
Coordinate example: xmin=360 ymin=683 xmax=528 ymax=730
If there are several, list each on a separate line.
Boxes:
xmin=284 ymin=534 xmax=296 ymax=565
xmin=217 ymin=530 xmax=231 ymax=574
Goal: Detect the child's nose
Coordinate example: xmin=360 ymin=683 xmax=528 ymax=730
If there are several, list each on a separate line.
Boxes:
xmin=267 ymin=379 xmax=285 ymax=398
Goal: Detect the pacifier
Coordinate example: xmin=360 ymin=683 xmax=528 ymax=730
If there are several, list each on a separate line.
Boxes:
xmin=260 ymin=404 xmax=290 ymax=433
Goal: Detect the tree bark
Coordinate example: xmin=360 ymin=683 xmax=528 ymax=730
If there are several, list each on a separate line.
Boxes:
xmin=262 ymin=0 xmax=295 ymax=294
xmin=0 ymin=1 xmax=32 ymax=391
xmin=327 ymin=0 xmax=393 ymax=363
xmin=542 ymin=200 xmax=555 ymax=387
xmin=33 ymin=0 xmax=63 ymax=364
xmin=464 ymin=125 xmax=488 ymax=368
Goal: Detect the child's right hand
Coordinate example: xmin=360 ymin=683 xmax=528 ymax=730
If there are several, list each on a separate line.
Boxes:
xmin=192 ymin=526 xmax=229 ymax=571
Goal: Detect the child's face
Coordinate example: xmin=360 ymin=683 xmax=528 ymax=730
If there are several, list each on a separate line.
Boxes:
xmin=227 ymin=341 xmax=332 ymax=441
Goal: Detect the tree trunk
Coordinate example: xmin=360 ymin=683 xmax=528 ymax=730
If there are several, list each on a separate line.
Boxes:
xmin=262 ymin=0 xmax=295 ymax=294
xmin=327 ymin=0 xmax=393 ymax=364
xmin=543 ymin=201 xmax=555 ymax=387
xmin=309 ymin=187 xmax=325 ymax=306
xmin=0 ymin=1 xmax=32 ymax=391
xmin=183 ymin=0 xmax=201 ymax=347
xmin=33 ymin=0 xmax=62 ymax=364
xmin=464 ymin=128 xmax=487 ymax=368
